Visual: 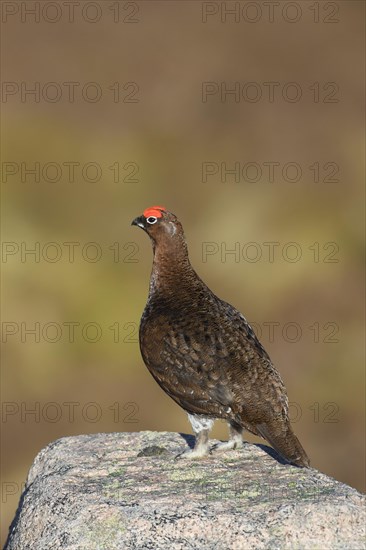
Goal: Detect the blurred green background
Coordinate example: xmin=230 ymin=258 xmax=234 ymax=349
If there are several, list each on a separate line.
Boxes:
xmin=1 ymin=1 xmax=364 ymax=545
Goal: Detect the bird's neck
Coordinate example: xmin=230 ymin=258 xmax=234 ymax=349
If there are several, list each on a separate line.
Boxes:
xmin=148 ymin=238 xmax=197 ymax=298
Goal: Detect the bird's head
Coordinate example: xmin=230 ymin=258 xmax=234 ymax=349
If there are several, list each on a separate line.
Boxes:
xmin=131 ymin=206 xmax=185 ymax=244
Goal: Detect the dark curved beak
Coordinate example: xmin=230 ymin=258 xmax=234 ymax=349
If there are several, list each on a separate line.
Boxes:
xmin=131 ymin=216 xmax=145 ymax=229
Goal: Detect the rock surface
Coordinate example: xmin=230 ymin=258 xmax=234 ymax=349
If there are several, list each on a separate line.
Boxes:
xmin=5 ymin=431 xmax=366 ymax=550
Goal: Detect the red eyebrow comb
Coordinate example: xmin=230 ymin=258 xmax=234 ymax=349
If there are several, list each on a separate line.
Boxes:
xmin=143 ymin=206 xmax=166 ymax=218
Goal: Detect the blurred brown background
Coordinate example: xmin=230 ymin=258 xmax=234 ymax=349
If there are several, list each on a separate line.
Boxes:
xmin=1 ymin=0 xmax=365 ymax=545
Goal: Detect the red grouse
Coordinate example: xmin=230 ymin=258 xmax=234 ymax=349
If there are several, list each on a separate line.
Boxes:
xmin=132 ymin=206 xmax=310 ymax=467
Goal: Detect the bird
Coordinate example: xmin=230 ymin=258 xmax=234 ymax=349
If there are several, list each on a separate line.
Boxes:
xmin=131 ymin=206 xmax=310 ymax=467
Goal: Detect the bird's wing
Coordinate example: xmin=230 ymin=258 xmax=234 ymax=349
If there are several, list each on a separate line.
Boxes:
xmin=140 ymin=296 xmax=288 ymax=424
xmin=215 ymin=300 xmax=290 ymax=423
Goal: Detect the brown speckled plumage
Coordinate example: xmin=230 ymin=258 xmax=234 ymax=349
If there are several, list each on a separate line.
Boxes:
xmin=132 ymin=207 xmax=310 ymax=467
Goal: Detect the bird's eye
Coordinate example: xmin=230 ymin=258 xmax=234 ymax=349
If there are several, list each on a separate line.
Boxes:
xmin=146 ymin=216 xmax=158 ymax=225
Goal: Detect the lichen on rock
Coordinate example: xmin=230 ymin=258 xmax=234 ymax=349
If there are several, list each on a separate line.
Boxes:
xmin=5 ymin=431 xmax=366 ymax=550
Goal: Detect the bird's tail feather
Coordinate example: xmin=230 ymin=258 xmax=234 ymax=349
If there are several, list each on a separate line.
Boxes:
xmin=256 ymin=422 xmax=310 ymax=468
